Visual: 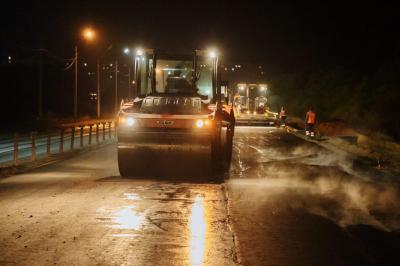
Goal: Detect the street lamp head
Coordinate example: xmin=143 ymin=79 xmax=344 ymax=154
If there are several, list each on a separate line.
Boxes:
xmin=82 ymin=27 xmax=96 ymax=41
xmin=136 ymin=48 xmax=143 ymax=56
xmin=259 ymin=84 xmax=267 ymax=91
xmin=123 ymin=48 xmax=131 ymax=54
xmin=209 ymin=50 xmax=217 ymax=59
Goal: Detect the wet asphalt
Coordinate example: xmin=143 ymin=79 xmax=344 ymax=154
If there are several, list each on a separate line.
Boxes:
xmin=228 ymin=127 xmax=400 ymax=266
xmin=0 ymin=127 xmax=399 ymax=265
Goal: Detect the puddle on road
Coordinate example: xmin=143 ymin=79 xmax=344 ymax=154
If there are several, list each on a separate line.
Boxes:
xmin=124 ymin=193 xmax=140 ymax=201
xmin=112 ymin=206 xmax=144 ymax=231
xmin=96 ymin=192 xmax=146 ymax=238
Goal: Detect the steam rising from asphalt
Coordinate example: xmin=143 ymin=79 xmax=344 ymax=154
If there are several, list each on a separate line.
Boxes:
xmin=230 ymin=142 xmax=400 ymax=231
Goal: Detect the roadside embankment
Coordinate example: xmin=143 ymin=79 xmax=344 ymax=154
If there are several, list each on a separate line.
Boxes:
xmin=286 ymin=118 xmax=400 ymax=176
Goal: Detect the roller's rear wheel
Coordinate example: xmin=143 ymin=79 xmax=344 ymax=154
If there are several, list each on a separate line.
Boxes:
xmin=225 ymin=127 xmax=233 ymax=165
xmin=211 ymin=125 xmax=233 ymax=175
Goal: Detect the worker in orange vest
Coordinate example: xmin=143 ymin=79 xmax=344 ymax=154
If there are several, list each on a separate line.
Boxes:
xmin=279 ymin=106 xmax=287 ymax=127
xmin=305 ymin=106 xmax=317 ymax=138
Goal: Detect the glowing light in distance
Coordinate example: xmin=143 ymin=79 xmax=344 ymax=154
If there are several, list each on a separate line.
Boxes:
xmin=209 ymin=50 xmax=217 ymax=58
xmin=82 ymin=27 xmax=96 ymax=41
xmin=136 ymin=48 xmax=143 ymax=56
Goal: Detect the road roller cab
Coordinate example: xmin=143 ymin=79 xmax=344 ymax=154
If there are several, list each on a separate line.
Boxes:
xmin=117 ymin=49 xmax=235 ymax=177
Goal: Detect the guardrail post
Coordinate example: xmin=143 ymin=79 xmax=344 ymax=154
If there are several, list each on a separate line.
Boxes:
xmin=80 ymin=126 xmax=84 ymax=148
xmin=108 ymin=122 xmax=112 ymax=139
xmin=89 ymin=125 xmax=93 ymax=145
xmin=96 ymin=123 xmax=100 ymax=143
xmin=47 ymin=134 xmax=51 ymax=156
xmin=13 ymin=133 xmax=19 ymax=166
xmin=31 ymin=132 xmax=37 ymax=162
xmin=60 ymin=129 xmax=64 ymax=153
xmin=102 ymin=122 xmax=106 ymax=141
xmin=70 ymin=127 xmax=75 ymax=150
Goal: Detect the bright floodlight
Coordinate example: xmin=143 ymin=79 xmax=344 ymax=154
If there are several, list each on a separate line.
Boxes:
xmin=209 ymin=50 xmax=217 ymax=58
xmin=82 ymin=27 xmax=96 ymax=41
xmin=123 ymin=48 xmax=130 ymax=54
xmin=136 ymin=48 xmax=143 ymax=56
xmin=126 ymin=117 xmax=135 ymax=127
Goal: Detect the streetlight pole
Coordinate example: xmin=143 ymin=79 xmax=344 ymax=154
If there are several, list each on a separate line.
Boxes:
xmin=133 ymin=51 xmax=142 ymax=98
xmin=115 ymin=59 xmax=118 ymax=114
xmin=128 ymin=66 xmax=131 ymax=98
xmin=123 ymin=48 xmax=132 ymax=98
xmin=95 ymin=45 xmax=113 ymax=118
xmin=133 ymin=57 xmax=138 ymax=98
xmin=74 ymin=45 xmax=78 ymax=119
xmin=123 ymin=47 xmax=143 ymax=99
xmin=38 ymin=38 xmax=43 ymax=119
xmin=97 ymin=58 xmax=101 ymax=118
xmin=80 ymin=27 xmax=97 ymax=117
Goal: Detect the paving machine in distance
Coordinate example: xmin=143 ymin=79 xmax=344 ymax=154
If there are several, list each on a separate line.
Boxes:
xmin=117 ymin=49 xmax=235 ymax=177
xmin=232 ymin=83 xmax=277 ymax=126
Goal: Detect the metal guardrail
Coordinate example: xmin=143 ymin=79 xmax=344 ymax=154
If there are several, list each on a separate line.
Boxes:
xmin=0 ymin=119 xmax=116 ymax=168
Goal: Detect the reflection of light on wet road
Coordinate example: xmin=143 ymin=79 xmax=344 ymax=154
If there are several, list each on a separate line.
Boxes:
xmin=236 ymin=142 xmax=250 ymax=177
xmin=112 ymin=233 xmax=137 ymax=238
xmin=189 ymin=195 xmax=208 ymax=266
xmin=112 ymin=206 xmax=144 ymax=231
xmin=96 ymin=193 xmax=145 ymax=238
xmin=124 ymin=193 xmax=140 ymax=200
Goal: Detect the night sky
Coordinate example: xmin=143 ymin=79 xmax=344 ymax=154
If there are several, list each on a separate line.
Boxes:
xmin=2 ymin=1 xmax=398 ymax=71
xmin=1 ymin=1 xmax=399 ymax=126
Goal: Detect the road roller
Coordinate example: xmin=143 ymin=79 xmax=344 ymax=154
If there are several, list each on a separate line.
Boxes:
xmin=117 ymin=49 xmax=235 ymax=177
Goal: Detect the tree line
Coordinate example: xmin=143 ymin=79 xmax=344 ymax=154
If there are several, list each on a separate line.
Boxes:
xmin=268 ymin=62 xmax=400 ymax=140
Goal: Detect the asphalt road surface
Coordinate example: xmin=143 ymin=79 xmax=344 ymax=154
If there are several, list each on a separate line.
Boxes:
xmin=1 ymin=127 xmax=399 ymax=265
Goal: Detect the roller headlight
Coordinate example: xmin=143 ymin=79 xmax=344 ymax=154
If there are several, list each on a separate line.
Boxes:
xmin=195 ymin=119 xmax=211 ymax=128
xmin=196 ymin=119 xmax=204 ymax=128
xmin=126 ymin=117 xmax=136 ymax=126
xmin=119 ymin=117 xmax=126 ymax=124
